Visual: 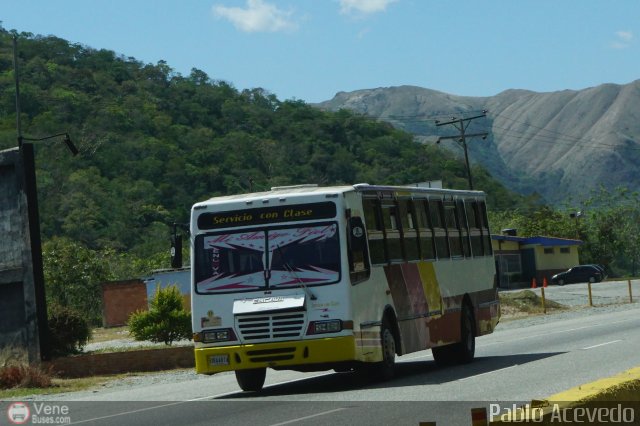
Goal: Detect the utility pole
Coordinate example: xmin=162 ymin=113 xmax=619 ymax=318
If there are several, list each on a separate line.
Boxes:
xmin=436 ymin=111 xmax=489 ymax=190
xmin=13 ymin=35 xmax=23 ymax=147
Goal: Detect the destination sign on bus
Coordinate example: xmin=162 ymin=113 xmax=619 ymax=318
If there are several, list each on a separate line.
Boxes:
xmin=197 ymin=202 xmax=336 ymax=229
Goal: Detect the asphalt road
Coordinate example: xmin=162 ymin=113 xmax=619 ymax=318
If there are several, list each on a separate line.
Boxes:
xmin=9 ymin=283 xmax=640 ymax=426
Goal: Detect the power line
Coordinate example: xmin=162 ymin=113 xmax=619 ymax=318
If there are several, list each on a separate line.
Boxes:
xmin=380 ymin=109 xmax=640 ymax=154
xmin=435 ymin=111 xmax=489 ymax=190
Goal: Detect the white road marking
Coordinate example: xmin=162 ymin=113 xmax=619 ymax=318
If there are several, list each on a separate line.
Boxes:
xmin=268 ymin=408 xmax=348 ymax=426
xmin=478 ymin=317 xmax=638 ymax=348
xmin=582 ymin=340 xmax=622 ymax=350
xmin=69 ymin=401 xmax=186 ymax=424
xmin=70 ymin=371 xmax=336 ymax=424
xmin=457 ymin=364 xmax=519 ymax=381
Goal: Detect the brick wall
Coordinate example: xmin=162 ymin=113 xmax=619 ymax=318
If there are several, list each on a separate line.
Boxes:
xmin=102 ymin=279 xmax=148 ymax=327
xmin=44 ymin=346 xmax=194 ymax=378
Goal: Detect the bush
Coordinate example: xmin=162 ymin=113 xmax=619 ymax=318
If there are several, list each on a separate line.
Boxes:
xmin=43 ymin=237 xmax=115 ymax=326
xmin=48 ymin=305 xmax=92 ymax=356
xmin=0 ymin=364 xmax=53 ymax=389
xmin=128 ymin=285 xmax=191 ymax=345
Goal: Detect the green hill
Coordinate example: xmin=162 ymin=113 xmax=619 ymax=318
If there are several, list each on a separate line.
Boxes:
xmin=0 ymin=28 xmax=530 ymax=272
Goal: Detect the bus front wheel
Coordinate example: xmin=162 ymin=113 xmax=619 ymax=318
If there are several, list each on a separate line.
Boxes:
xmin=235 ymin=368 xmax=266 ymax=392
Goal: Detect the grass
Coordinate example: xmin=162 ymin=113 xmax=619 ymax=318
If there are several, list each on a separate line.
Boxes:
xmin=499 ymin=289 xmax=568 ymax=319
xmin=86 ymin=325 xmax=192 ymax=354
xmin=1 ymin=346 xmax=56 ymax=398
xmin=90 ymin=326 xmax=131 ymax=343
xmin=0 ymin=372 xmax=185 ymax=399
xmin=87 ymin=343 xmax=188 ymax=354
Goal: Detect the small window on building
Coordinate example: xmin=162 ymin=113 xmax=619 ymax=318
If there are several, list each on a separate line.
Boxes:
xmin=560 ymin=247 xmax=570 ymax=254
xmin=544 ymin=247 xmax=554 ymax=254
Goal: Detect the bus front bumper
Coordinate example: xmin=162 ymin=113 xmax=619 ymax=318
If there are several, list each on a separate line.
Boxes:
xmin=194 ymin=336 xmax=356 ymax=374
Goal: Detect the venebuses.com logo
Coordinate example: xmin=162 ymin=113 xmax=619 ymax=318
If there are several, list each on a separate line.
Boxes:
xmin=6 ymin=402 xmax=71 ymax=425
xmin=7 ymin=402 xmax=30 ymax=424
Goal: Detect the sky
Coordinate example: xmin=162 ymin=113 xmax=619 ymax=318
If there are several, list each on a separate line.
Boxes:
xmin=2 ymin=0 xmax=639 ymax=103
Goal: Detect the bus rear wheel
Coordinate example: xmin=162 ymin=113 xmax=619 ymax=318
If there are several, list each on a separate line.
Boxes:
xmin=235 ymin=368 xmax=266 ymax=392
xmin=376 ymin=317 xmax=397 ymax=380
xmin=432 ymin=303 xmax=475 ymax=365
xmin=455 ymin=303 xmax=476 ymax=363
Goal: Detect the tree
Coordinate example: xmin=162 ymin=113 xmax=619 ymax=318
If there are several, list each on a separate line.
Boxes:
xmin=42 ymin=237 xmax=114 ymax=325
xmin=127 ymin=285 xmax=191 ymax=345
xmin=0 ymin=28 xmax=529 ymax=274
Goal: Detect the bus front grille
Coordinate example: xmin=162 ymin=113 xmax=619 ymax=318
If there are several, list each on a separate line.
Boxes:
xmin=246 ymin=347 xmax=297 ymax=363
xmin=236 ymin=312 xmax=306 ymax=342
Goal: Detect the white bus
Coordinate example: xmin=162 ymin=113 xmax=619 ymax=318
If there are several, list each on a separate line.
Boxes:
xmin=190 ymin=184 xmax=499 ymax=391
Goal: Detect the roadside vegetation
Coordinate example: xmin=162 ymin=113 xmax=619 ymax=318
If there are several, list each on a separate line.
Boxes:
xmin=0 ymin=347 xmax=53 ymax=396
xmin=0 ymin=369 xmax=190 ymax=399
xmin=128 ymin=285 xmax=192 ymax=345
xmin=499 ymin=290 xmax=568 ymax=320
xmin=490 ymin=187 xmax=640 ymax=279
xmin=3 ymin=29 xmax=640 ymax=338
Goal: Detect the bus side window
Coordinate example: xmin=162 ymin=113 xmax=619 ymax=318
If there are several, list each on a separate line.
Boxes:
xmin=381 ymin=201 xmax=403 ymax=263
xmin=415 ymin=199 xmax=435 ymax=260
xmin=399 ymin=199 xmax=419 ymax=261
xmin=348 ymin=216 xmax=371 ymax=284
xmin=457 ymin=199 xmax=471 ymax=258
xmin=478 ymin=200 xmax=493 ymax=255
xmin=444 ymin=201 xmax=462 ymax=258
xmin=363 ymin=198 xmax=386 ymax=264
xmin=467 ymin=201 xmax=484 ymax=256
xmin=431 ymin=199 xmax=449 ymax=259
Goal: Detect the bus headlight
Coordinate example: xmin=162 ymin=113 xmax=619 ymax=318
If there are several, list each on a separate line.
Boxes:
xmin=202 ymin=328 xmax=237 ymax=343
xmin=306 ymin=320 xmax=342 ymax=335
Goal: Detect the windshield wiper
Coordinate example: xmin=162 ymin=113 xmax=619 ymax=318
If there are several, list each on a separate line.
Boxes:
xmin=275 ymin=243 xmax=317 ymax=301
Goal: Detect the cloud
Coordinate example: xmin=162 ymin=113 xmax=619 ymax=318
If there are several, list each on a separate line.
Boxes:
xmin=611 ymin=30 xmax=633 ymax=49
xmin=616 ymin=31 xmax=633 ymax=42
xmin=338 ymin=0 xmax=398 ymax=15
xmin=213 ymin=0 xmax=298 ymax=33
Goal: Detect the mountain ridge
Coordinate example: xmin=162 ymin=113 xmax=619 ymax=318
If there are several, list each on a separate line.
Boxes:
xmin=317 ymin=80 xmax=640 ymax=203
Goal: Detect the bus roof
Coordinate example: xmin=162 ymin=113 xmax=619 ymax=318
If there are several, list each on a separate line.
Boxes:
xmin=193 ymin=183 xmax=486 ymax=209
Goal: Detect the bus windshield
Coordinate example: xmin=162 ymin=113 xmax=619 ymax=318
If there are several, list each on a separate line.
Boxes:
xmin=195 ymin=223 xmax=340 ymax=294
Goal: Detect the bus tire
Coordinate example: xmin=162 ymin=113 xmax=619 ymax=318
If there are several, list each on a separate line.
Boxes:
xmin=454 ymin=303 xmax=476 ymax=363
xmin=376 ymin=317 xmax=397 ymax=380
xmin=432 ymin=303 xmax=475 ymax=365
xmin=235 ymin=368 xmax=266 ymax=392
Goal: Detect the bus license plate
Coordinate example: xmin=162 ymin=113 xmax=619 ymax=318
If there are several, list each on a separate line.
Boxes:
xmin=209 ymin=354 xmax=229 ymax=366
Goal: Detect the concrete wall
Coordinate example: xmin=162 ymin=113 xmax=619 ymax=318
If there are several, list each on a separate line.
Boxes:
xmin=101 ymin=279 xmax=148 ymax=327
xmin=0 ymin=146 xmax=46 ymax=362
xmin=532 ymin=245 xmax=579 ymax=270
xmin=491 ymin=239 xmax=520 ymax=252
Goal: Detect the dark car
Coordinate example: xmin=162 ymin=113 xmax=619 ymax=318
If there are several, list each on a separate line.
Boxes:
xmin=551 ymin=265 xmax=603 ymax=286
xmin=585 ymin=263 xmax=607 ymax=278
